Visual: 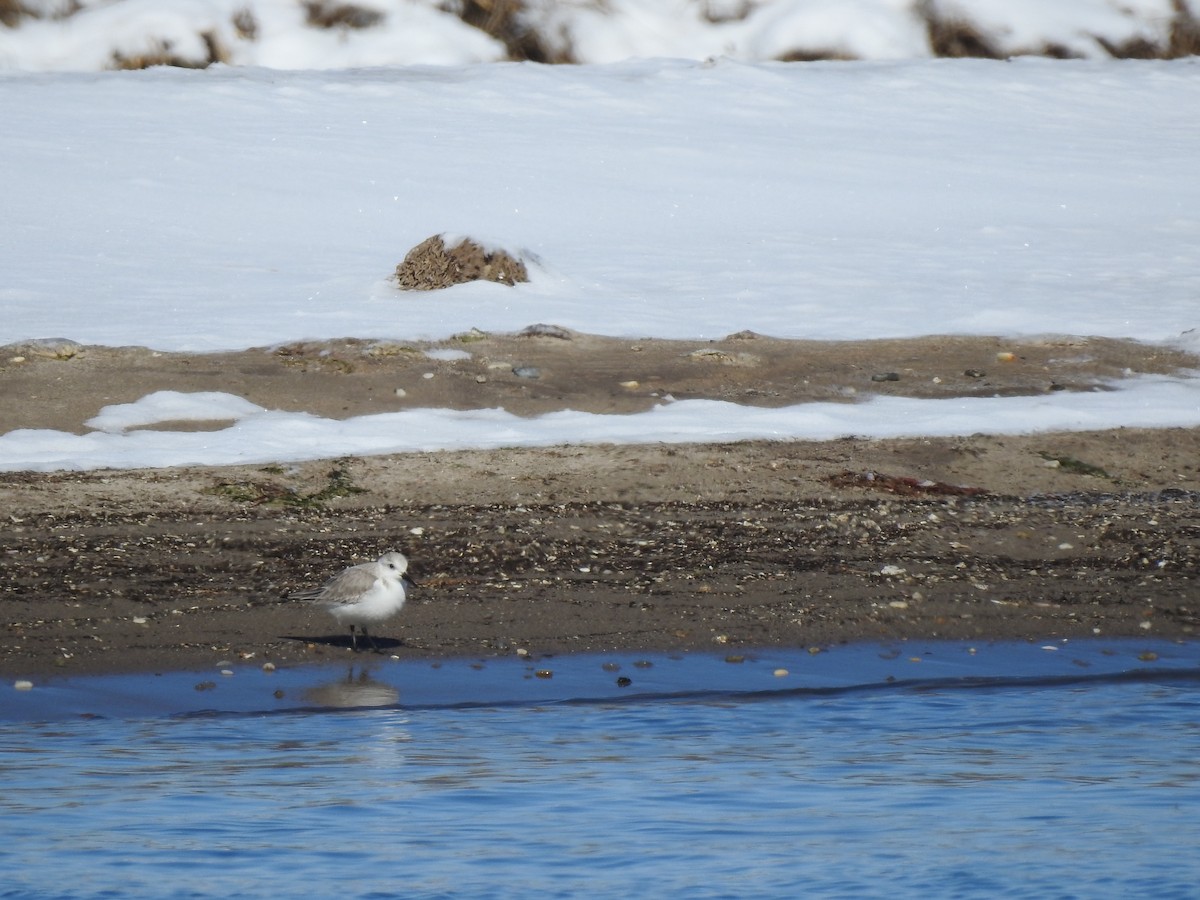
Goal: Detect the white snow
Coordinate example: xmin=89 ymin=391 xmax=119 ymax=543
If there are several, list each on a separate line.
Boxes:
xmin=4 ymin=61 xmax=1197 ymax=352
xmin=84 ymin=391 xmax=267 ymax=433
xmin=423 ymin=348 xmax=473 ymax=362
xmin=4 ymin=376 xmax=1199 ymax=473
xmin=1 ymin=8 xmax=1198 ymax=472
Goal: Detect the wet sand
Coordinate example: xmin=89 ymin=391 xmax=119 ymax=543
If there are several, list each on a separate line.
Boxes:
xmin=2 ymin=331 xmax=1198 ymax=678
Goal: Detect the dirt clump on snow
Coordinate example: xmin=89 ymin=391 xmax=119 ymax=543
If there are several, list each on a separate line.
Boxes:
xmin=394 ymin=234 xmax=529 ymax=291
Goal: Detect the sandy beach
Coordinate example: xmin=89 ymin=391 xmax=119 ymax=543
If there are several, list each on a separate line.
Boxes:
xmin=2 ymin=331 xmax=1198 ymax=678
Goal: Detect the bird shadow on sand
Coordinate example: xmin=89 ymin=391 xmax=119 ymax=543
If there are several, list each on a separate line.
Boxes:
xmin=282 ymin=634 xmax=404 ymax=653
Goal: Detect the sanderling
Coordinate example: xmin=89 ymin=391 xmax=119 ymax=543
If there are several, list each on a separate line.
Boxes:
xmin=290 ymin=551 xmax=416 ymax=651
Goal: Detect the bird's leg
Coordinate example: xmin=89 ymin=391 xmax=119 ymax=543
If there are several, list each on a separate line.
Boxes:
xmin=362 ymin=626 xmax=381 ymax=653
xmin=348 ymin=625 xmax=359 ymax=652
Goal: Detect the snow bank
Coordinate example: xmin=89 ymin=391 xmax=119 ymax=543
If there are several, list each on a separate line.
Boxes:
xmin=1 ymin=0 xmax=1194 ymax=71
xmin=3 ymin=376 xmax=1200 ymax=472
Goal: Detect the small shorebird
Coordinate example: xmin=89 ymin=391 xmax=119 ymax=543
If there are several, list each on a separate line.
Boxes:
xmin=290 ymin=551 xmax=416 ymax=651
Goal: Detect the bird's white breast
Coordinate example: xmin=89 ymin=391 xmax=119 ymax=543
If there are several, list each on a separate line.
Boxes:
xmin=329 ymin=572 xmax=407 ymax=626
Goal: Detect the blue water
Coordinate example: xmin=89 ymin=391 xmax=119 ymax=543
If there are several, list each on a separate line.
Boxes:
xmin=1 ymin=641 xmax=1198 ymax=899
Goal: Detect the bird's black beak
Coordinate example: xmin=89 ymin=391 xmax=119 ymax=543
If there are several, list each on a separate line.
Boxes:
xmin=403 ymin=574 xmax=418 ymax=590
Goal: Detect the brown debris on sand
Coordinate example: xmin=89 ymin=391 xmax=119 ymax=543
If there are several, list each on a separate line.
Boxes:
xmin=827 ymin=470 xmax=991 ymax=497
xmin=394 ymin=234 xmax=529 ymax=291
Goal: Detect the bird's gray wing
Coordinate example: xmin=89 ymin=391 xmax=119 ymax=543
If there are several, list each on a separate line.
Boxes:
xmin=290 ymin=563 xmax=379 ymax=603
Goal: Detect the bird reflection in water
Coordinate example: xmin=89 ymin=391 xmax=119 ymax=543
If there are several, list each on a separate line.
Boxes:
xmin=303 ymin=667 xmax=400 ymax=709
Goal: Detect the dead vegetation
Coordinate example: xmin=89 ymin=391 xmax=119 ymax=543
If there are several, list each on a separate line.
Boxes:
xmin=302 ymin=0 xmax=383 ymax=30
xmin=3 ymin=0 xmax=1197 ymax=68
xmin=457 ymin=0 xmax=563 ymax=63
xmin=109 ymin=33 xmax=226 ymax=70
xmin=232 ymin=6 xmax=257 ymax=40
xmin=394 ymin=234 xmax=529 ymax=291
xmin=920 ymin=0 xmax=1200 ymax=61
xmin=0 ymin=0 xmax=76 ymax=27
xmin=1168 ymin=0 xmax=1200 ymax=55
xmin=205 ymin=461 xmax=368 ymax=508
xmin=826 ymin=470 xmax=991 ymax=497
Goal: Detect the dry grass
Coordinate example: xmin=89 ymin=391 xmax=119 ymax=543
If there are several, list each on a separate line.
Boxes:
xmin=302 ymin=1 xmax=383 ymax=30
xmin=924 ymin=12 xmax=1001 ymax=58
xmin=1 ymin=0 xmax=80 ymax=27
xmin=0 ymin=0 xmax=23 ymax=27
xmin=394 ymin=234 xmax=529 ymax=291
xmin=457 ymin=0 xmax=569 ymax=62
xmin=776 ymin=47 xmax=857 ymax=62
xmin=1169 ymin=0 xmax=1200 ymax=56
xmin=232 ymin=6 xmax=257 ymax=40
xmin=920 ymin=0 xmax=1200 ymax=60
xmin=109 ymin=32 xmax=225 ymax=70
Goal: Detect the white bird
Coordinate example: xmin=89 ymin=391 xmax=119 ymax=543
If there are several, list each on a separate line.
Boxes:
xmin=290 ymin=551 xmax=416 ymax=652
